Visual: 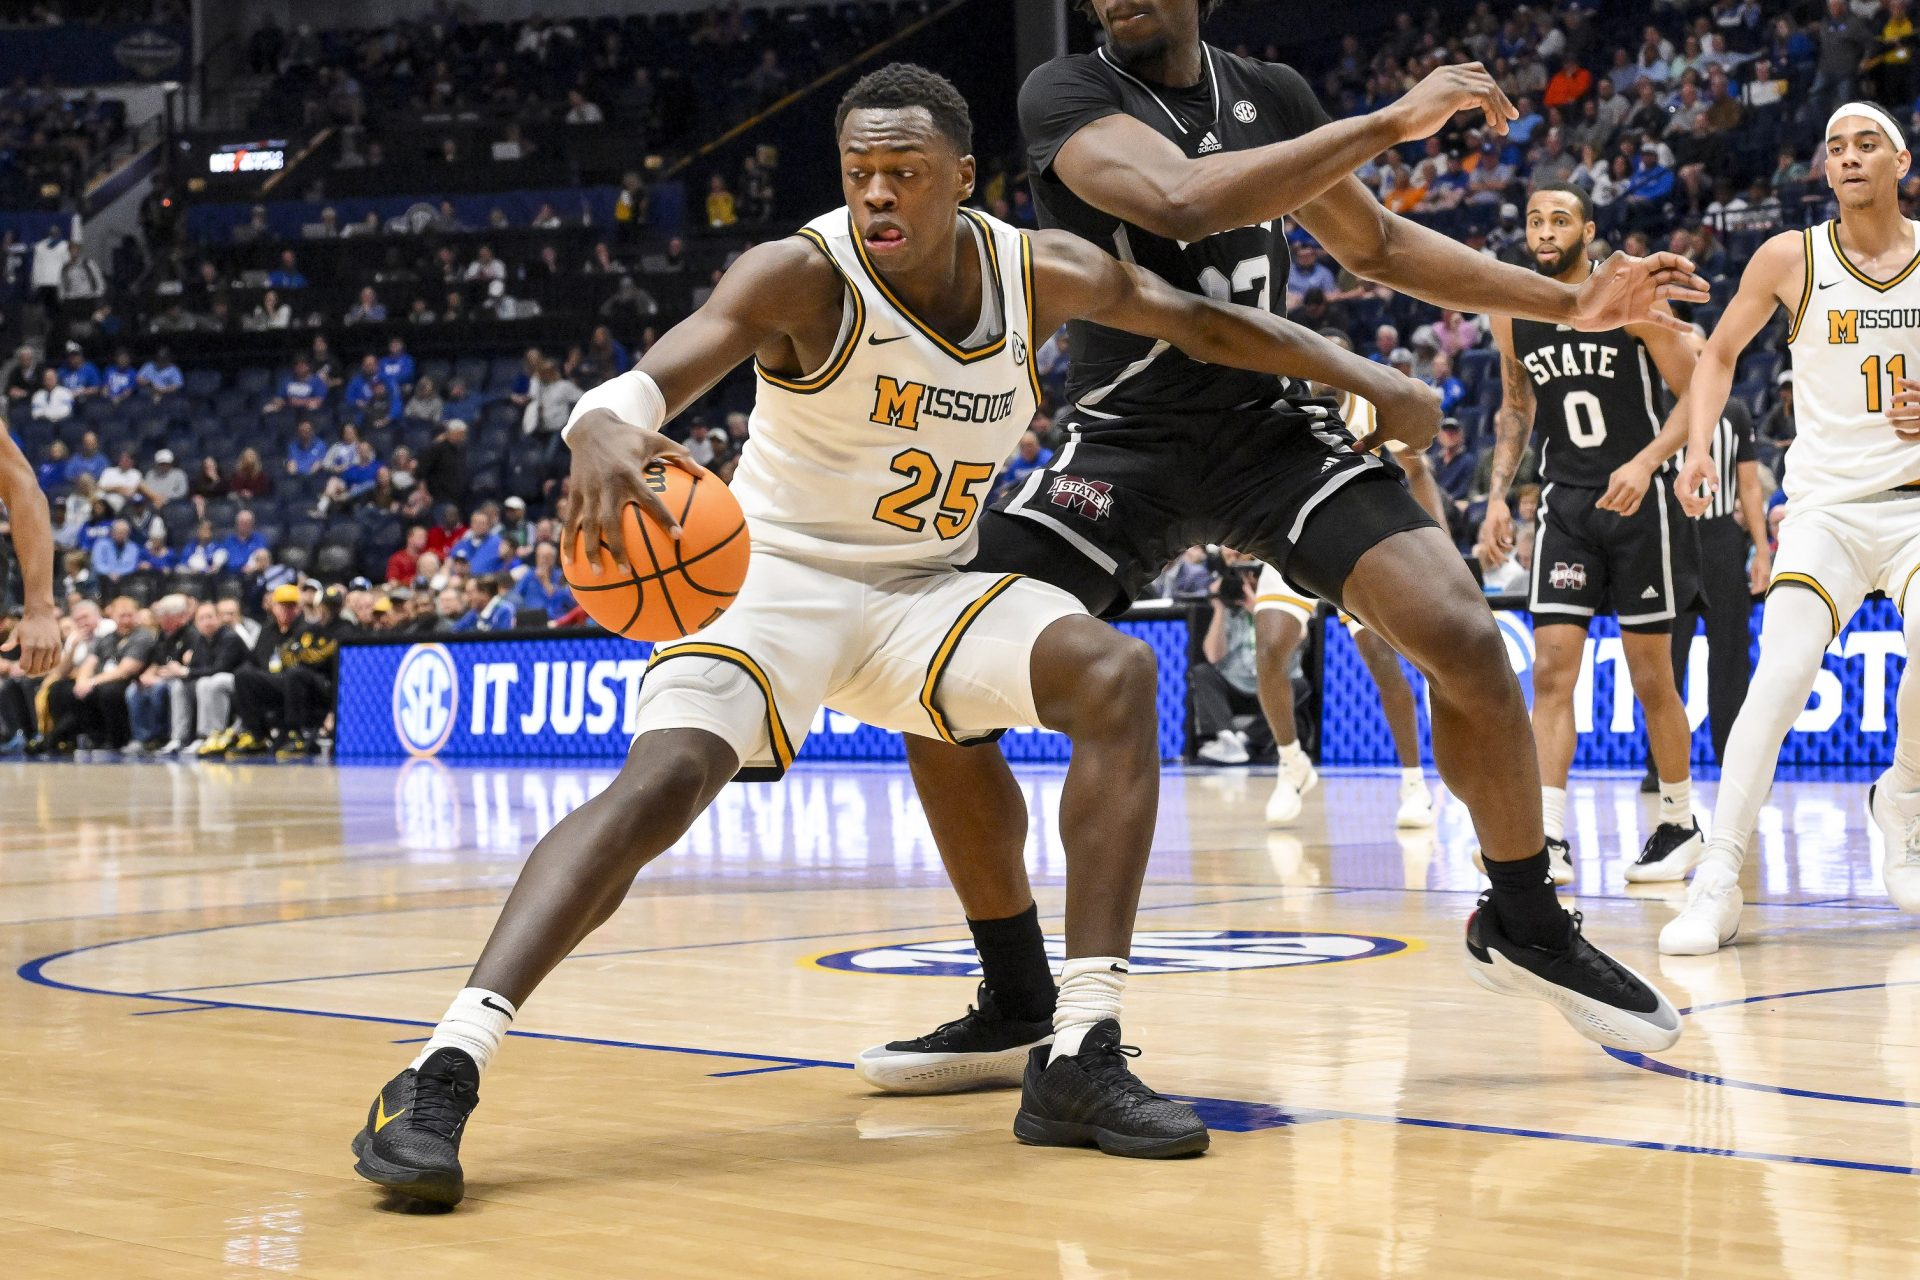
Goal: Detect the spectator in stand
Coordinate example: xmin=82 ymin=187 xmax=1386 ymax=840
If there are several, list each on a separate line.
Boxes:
xmin=511 ymin=541 xmax=574 ymax=621
xmin=66 ymin=432 xmax=108 ymax=483
xmin=59 ymin=343 xmax=100 ymax=398
xmin=442 ymin=376 xmax=482 ymax=425
xmin=47 ymin=594 xmax=154 ymax=752
xmin=706 ymin=174 xmax=738 ymax=229
xmin=1426 ymin=352 xmax=1466 ymax=414
xmin=98 ymin=449 xmax=142 ymax=511
xmin=404 ymin=377 xmax=444 ymax=423
xmin=418 ymin=421 xmax=470 ymax=509
xmin=228 ymin=450 xmax=273 ymax=500
xmin=344 ymin=286 xmax=387 ymax=326
xmin=247 ymin=289 xmax=292 ymax=330
xmin=90 ymin=518 xmax=139 ymax=583
xmin=497 ymin=496 xmax=532 ymax=553
xmin=1428 ymin=417 xmax=1478 ymax=510
xmin=30 ymin=223 xmax=70 ymax=338
xmin=286 ymin=420 xmax=327 ymax=476
xmin=177 ymin=520 xmax=220 ymax=577
xmin=614 ymin=171 xmax=649 ymax=239
xmin=1543 ymin=55 xmax=1593 ymax=110
xmin=1369 ymin=324 xmax=1408 ymax=365
xmin=992 ymin=431 xmax=1054 ymax=504
xmin=137 ymin=528 xmax=175 ymax=574
xmin=464 ymin=246 xmax=506 ymax=284
xmin=379 ymin=337 xmax=415 ymax=402
xmin=191 ymin=457 xmax=226 ymax=502
xmin=264 ymin=356 xmax=327 ymax=415
xmin=268 ymin=249 xmax=307 ymax=290
xmin=450 ymin=508 xmax=506 ymax=575
xmin=569 ymin=327 xmax=629 ymax=388
xmin=600 ymin=275 xmax=659 ymax=334
xmin=174 ymin=600 xmax=250 ymax=753
xmin=216 ymin=510 xmax=268 ymax=572
xmin=387 ymin=525 xmax=429 ymax=585
xmin=344 ymin=356 xmax=385 ymax=426
xmin=29 ymin=368 xmax=73 ymax=423
xmin=456 ymin=572 xmax=516 ymax=632
xmin=1284 ymin=242 xmax=1337 ymax=309
xmin=1758 ymin=369 xmax=1795 ymax=471
xmin=232 ymin=205 xmax=272 ymax=244
xmin=3 ymin=344 xmax=45 ymax=404
xmin=102 ymin=349 xmax=137 ymax=402
xmin=137 ymin=347 xmax=182 ymax=399
xmin=583 ymin=242 xmax=629 ymax=277
xmin=141 ymin=450 xmax=187 ymax=507
xmin=36 ymin=441 xmax=70 ymax=494
xmin=123 ymin=594 xmax=195 ymax=755
xmin=1813 ymin=0 xmax=1876 ymax=114
xmin=1432 ymin=309 xmax=1480 ymax=357
xmin=407 ymin=298 xmax=436 ymax=325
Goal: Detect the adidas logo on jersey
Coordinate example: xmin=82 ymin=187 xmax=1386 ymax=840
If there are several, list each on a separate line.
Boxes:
xmin=1197 ymin=131 xmax=1221 ymax=154
xmin=1641 ymin=586 xmax=1660 ymax=600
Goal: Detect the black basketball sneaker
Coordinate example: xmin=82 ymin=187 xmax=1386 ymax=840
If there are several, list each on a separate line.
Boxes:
xmin=1463 ymin=892 xmax=1682 ymax=1051
xmin=854 ymin=982 xmax=1053 ymax=1093
xmin=351 ymin=1047 xmax=480 ymax=1206
xmin=1624 ymin=819 xmax=1706 ymax=883
xmin=1013 ymin=1020 xmax=1209 ymax=1158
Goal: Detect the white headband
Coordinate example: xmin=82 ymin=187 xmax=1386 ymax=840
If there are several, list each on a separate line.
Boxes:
xmin=1827 ymin=101 xmax=1908 ymax=154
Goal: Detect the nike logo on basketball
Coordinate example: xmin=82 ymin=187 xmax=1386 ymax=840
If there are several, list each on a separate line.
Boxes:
xmin=480 ymin=996 xmax=514 ymax=1018
xmin=1641 ymin=586 xmax=1659 ymax=599
xmin=374 ymin=1098 xmax=405 ymax=1132
xmin=866 ymin=332 xmax=909 ymax=345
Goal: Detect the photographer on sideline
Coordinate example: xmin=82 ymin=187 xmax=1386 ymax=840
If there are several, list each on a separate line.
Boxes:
xmin=1191 ymin=548 xmax=1268 ymax=765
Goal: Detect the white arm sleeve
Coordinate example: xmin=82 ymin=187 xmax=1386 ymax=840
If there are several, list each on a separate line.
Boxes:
xmin=561 ymin=368 xmax=666 ymax=446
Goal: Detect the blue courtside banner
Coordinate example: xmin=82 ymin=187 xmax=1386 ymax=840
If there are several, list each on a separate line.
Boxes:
xmin=337 ymin=616 xmax=1191 ymax=764
xmin=1319 ymin=599 xmax=1906 ymax=768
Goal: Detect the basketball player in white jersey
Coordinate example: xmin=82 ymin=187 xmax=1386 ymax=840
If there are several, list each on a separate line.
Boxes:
xmin=1665 ymin=102 xmax=1920 ymax=954
xmin=349 ymin=64 xmax=1445 ymax=1203
xmin=1250 ymin=330 xmax=1450 ymax=827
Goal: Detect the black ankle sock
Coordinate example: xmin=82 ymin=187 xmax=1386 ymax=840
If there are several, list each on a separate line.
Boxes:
xmin=1484 ymin=847 xmax=1571 ymax=948
xmin=969 ymin=903 xmax=1056 ymax=1021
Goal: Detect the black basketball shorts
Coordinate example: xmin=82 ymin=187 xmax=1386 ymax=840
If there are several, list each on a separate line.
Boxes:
xmin=1530 ymin=477 xmax=1704 ymax=634
xmin=968 ymin=406 xmax=1437 ymax=617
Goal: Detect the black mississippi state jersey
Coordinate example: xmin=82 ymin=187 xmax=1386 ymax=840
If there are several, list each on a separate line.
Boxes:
xmin=1510 ymin=316 xmax=1668 ymax=489
xmin=1020 ymin=45 xmax=1328 ymax=420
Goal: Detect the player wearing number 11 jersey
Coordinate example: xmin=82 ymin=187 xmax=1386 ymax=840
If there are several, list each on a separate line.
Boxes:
xmin=1479 ymin=184 xmax=1707 ymax=889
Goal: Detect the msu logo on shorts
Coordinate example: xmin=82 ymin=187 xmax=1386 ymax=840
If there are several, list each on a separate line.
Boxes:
xmin=1047 ymin=474 xmax=1115 ymax=520
xmin=1550 ymin=561 xmax=1588 ymax=591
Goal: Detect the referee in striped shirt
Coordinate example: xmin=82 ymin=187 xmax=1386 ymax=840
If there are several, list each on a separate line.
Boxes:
xmin=1665 ymin=399 xmax=1773 ymax=769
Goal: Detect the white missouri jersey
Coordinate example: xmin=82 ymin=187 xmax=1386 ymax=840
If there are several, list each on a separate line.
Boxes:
xmin=1785 ymin=219 xmax=1920 ymax=507
xmin=729 ymin=207 xmax=1043 ymax=564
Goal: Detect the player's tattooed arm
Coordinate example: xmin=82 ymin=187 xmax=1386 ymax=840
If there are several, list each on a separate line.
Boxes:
xmin=1676 ymin=231 xmax=1803 ymax=516
xmin=564 ymin=237 xmax=840 ymax=562
xmin=1049 ymin=64 xmax=1515 ymax=241
xmin=1029 ymin=230 xmax=1440 ymax=449
xmin=0 ymin=414 xmax=58 ymax=675
xmin=1476 ymin=316 xmax=1534 ymax=561
xmin=1294 ymin=177 xmax=1709 ymax=334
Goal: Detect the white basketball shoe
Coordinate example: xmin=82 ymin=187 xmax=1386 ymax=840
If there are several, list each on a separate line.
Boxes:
xmin=1659 ymin=861 xmax=1743 ymax=955
xmin=1395 ymin=774 xmax=1436 ymax=829
xmin=1869 ymin=770 xmax=1920 ymax=912
xmin=1265 ymin=751 xmax=1319 ymax=825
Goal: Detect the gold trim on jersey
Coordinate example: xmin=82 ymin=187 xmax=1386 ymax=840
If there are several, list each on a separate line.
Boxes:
xmin=1828 ymin=220 xmax=1920 ymax=293
xmin=1768 ymin=571 xmax=1841 ymax=639
xmin=1787 ymin=226 xmax=1814 ymax=344
xmin=847 ymin=208 xmax=1010 ymax=364
xmin=1018 ymin=231 xmax=1044 ymax=407
xmin=1900 ymin=562 xmax=1920 ymax=615
xmin=646 ymin=642 xmax=795 ymax=771
xmin=920 ymin=573 xmax=1021 ymax=744
xmin=754 ymin=228 xmax=866 ymax=395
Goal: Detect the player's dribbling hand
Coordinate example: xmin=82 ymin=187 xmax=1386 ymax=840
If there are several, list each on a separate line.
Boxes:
xmin=1388 ymin=63 xmax=1519 ymax=140
xmin=565 ymin=407 xmax=709 ymax=569
xmin=1675 ymin=448 xmax=1717 ymax=518
xmin=1890 ymin=377 xmax=1920 ymax=440
xmin=1596 ymin=457 xmax=1655 ymax=517
xmin=1474 ymin=496 xmax=1514 ymax=566
xmin=1570 ymin=251 xmax=1712 ymax=335
xmin=0 ymin=607 xmax=59 ymax=677
xmin=1353 ymin=377 xmax=1441 ymax=456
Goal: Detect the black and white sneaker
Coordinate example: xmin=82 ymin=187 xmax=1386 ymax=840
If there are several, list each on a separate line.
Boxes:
xmin=1625 ymin=819 xmax=1705 ymax=883
xmin=854 ymin=983 xmax=1052 ymax=1094
xmin=1473 ymin=837 xmax=1574 ymax=887
xmin=351 ymin=1048 xmax=480 ymax=1206
xmin=1463 ymin=893 xmax=1682 ymax=1051
xmin=1013 ymin=1020 xmax=1209 ymax=1158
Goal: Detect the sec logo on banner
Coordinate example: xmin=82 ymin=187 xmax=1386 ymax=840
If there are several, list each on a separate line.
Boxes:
xmin=813 ymin=929 xmax=1411 ymax=977
xmin=392 ymin=644 xmax=459 ymax=757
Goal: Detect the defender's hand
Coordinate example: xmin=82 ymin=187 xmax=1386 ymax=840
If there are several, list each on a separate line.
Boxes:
xmin=1676 ymin=448 xmax=1718 ymax=518
xmin=1475 ymin=496 xmax=1514 ymax=565
xmin=0 ymin=607 xmax=60 ymax=677
xmin=1571 ymin=252 xmax=1712 ymax=335
xmin=1353 ymin=377 xmax=1442 ymax=455
xmin=1385 ymin=63 xmax=1518 ymax=140
xmin=564 ymin=408 xmax=708 ymax=570
xmin=1597 ymin=457 xmax=1656 ymax=516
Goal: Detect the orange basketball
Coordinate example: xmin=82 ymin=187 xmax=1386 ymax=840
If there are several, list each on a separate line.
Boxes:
xmin=563 ymin=462 xmax=750 ymax=641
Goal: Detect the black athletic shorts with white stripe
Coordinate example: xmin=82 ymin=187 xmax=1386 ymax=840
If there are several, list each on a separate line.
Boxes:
xmin=1530 ymin=476 xmax=1704 ymax=634
xmin=967 ymin=405 xmax=1437 ymax=618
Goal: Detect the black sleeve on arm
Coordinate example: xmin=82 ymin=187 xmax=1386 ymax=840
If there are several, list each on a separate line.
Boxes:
xmin=1018 ymin=56 xmax=1126 ymax=178
xmin=1256 ymin=61 xmax=1335 ymax=138
xmin=1725 ymin=399 xmax=1755 ymax=463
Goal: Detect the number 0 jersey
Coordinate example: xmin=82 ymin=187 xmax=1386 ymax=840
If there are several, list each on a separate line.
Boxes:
xmin=1509 ymin=316 xmax=1668 ymax=489
xmin=728 ymin=207 xmax=1042 ymax=564
xmin=1783 ymin=218 xmax=1920 ymax=509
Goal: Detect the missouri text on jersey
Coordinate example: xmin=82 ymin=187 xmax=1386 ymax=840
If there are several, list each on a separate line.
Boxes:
xmin=1826 ymin=308 xmax=1920 ymax=343
xmin=869 ymin=375 xmax=1022 ymax=429
xmin=1520 ymin=340 xmax=1624 ymax=384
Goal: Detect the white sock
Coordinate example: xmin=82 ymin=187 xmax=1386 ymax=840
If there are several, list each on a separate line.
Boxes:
xmin=1400 ymin=766 xmax=1424 ymax=787
xmin=1050 ymin=957 xmax=1127 ymax=1062
xmin=1278 ymin=740 xmax=1306 ymax=768
xmin=1541 ymin=786 xmax=1567 ymax=841
xmin=1659 ymin=776 xmax=1692 ymax=826
xmin=412 ymin=987 xmax=515 ymax=1073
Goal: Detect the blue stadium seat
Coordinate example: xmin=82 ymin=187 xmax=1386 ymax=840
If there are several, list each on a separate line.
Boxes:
xmin=185 ymin=369 xmax=222 ymax=398
xmin=485 ymin=356 xmax=522 ymax=393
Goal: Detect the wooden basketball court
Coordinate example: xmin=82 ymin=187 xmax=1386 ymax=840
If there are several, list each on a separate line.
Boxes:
xmin=3 ymin=759 xmax=1916 ymax=1277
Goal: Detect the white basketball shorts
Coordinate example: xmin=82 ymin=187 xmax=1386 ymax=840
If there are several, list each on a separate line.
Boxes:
xmin=1770 ymin=492 xmax=1920 ymax=639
